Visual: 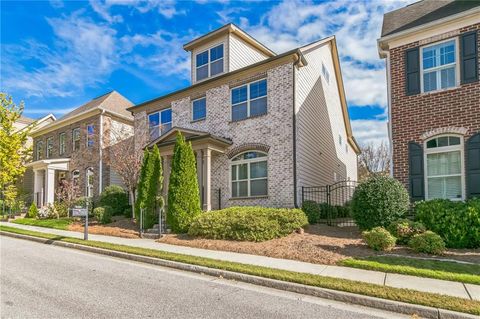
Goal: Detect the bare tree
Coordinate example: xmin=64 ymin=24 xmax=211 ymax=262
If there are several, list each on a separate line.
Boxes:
xmin=358 ymin=141 xmax=391 ymax=181
xmin=55 ymin=179 xmax=80 ymax=209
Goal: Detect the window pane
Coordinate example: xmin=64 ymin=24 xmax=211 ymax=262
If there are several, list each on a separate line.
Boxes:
xmin=210 ymin=59 xmax=223 ymax=76
xmin=238 ymin=163 xmax=248 ymax=180
xmin=449 ymin=136 xmax=460 ymax=145
xmin=161 ymin=122 xmax=172 ymax=135
xmin=428 ymin=176 xmax=462 ymax=200
xmin=250 ymin=97 xmax=267 ymax=117
xmin=427 ymin=151 xmax=461 ymax=176
xmin=423 ymin=71 xmax=437 ymax=92
xmin=250 ymin=161 xmax=267 ymax=178
xmin=231 ymin=86 xmax=247 ymax=104
xmin=210 ymin=44 xmax=223 ymax=61
xmin=232 ymin=182 xmax=238 ymax=197
xmin=250 ymin=80 xmax=267 ymax=99
xmin=439 ymin=42 xmax=455 ymax=65
xmin=196 ymin=51 xmax=208 ymax=67
xmin=440 ymin=67 xmax=455 ymax=89
xmin=148 ymin=113 xmax=159 ymax=127
xmin=427 ymin=177 xmax=443 ymax=199
xmin=161 ymin=109 xmax=172 ymax=124
xmin=196 ymin=65 xmax=208 ymax=81
xmin=426 ymin=139 xmax=437 ymax=148
xmin=422 ymin=47 xmax=436 ymax=69
xmin=251 ymin=179 xmax=267 ymax=196
xmin=193 ymin=98 xmax=206 ymax=120
xmin=232 ymin=102 xmax=247 ymax=121
xmin=87 ymin=125 xmax=94 ymax=135
xmin=438 ymin=136 xmax=449 ymax=147
xmin=232 ymin=165 xmax=237 ymax=181
xmin=150 ymin=127 xmax=160 ymax=141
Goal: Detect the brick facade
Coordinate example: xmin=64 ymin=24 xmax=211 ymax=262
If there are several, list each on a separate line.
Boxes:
xmin=389 ymin=24 xmax=480 ymax=190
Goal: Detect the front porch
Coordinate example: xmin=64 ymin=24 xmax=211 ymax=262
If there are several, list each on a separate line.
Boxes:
xmin=147 ymin=127 xmax=232 ymax=211
xmin=26 ymin=159 xmax=71 ymax=207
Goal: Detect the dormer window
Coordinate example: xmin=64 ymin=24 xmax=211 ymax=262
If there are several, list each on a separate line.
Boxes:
xmin=196 ymin=44 xmax=224 ymax=81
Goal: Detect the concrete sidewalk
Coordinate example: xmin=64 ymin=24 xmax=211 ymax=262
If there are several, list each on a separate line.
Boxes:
xmin=1 ymin=221 xmax=478 ymax=301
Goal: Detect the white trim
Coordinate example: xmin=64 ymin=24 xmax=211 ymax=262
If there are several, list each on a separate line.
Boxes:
xmin=229 ymin=151 xmax=268 ymax=198
xmin=423 ymin=134 xmax=465 ymax=201
xmin=72 ymin=127 xmax=80 ymax=151
xmin=191 ymin=96 xmax=207 ymax=121
xmin=419 ymin=37 xmax=460 ymax=94
xmin=148 ymin=108 xmax=172 ymax=141
xmin=195 ymin=42 xmax=225 ymax=82
xmin=46 ymin=136 xmax=53 ymax=159
xmin=230 ymin=78 xmax=267 ymax=121
xmin=59 ymin=132 xmax=66 ymax=155
xmin=86 ymin=167 xmax=94 ymax=198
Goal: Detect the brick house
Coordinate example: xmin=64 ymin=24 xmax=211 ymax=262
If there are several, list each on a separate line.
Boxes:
xmin=129 ymin=23 xmax=360 ymax=210
xmin=378 ymin=0 xmax=480 ymax=201
xmin=27 ymin=91 xmax=134 ymax=207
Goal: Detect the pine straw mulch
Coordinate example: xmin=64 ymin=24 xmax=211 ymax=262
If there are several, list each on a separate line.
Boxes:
xmin=68 ymin=216 xmax=139 ymax=239
xmin=158 ymin=224 xmax=480 ymax=265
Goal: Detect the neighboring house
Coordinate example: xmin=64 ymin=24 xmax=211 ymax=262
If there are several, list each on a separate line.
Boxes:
xmin=26 ymin=91 xmax=134 ymax=207
xmin=129 ymin=23 xmax=359 ymax=211
xmin=378 ymin=0 xmax=480 ymax=201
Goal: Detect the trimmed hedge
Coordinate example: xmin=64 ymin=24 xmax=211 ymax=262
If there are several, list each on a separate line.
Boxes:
xmin=188 ymin=207 xmax=308 ymax=242
xmin=388 ymin=218 xmax=426 ymax=245
xmin=409 ymin=231 xmax=446 ymax=255
xmin=415 ymin=198 xmax=480 ymax=248
xmin=362 ymin=227 xmax=396 ymax=251
xmin=351 ymin=176 xmax=410 ymax=230
xmin=93 ymin=206 xmax=113 ymax=225
xmin=27 ymin=203 xmax=38 ymax=218
xmin=98 ymin=185 xmax=129 ymax=215
xmin=301 ymin=201 xmax=351 ymax=224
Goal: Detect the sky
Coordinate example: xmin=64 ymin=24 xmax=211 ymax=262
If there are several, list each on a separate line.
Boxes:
xmin=1 ymin=0 xmax=415 ymax=146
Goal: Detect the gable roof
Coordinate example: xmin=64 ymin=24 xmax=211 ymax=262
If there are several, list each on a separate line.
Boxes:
xmin=183 ymin=23 xmax=276 ymax=57
xmin=147 ymin=127 xmax=232 ymax=148
xmin=17 ymin=115 xmax=35 ymax=125
xmin=381 ymin=0 xmax=480 ymax=37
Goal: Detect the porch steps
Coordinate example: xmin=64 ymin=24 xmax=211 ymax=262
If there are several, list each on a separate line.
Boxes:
xmin=140 ymin=224 xmax=168 ymax=239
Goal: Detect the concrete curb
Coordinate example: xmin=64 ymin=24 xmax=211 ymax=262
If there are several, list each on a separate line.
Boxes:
xmin=1 ymin=231 xmax=476 ymax=319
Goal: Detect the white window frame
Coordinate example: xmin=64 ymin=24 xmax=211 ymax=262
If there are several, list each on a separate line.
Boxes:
xmin=230 ymin=78 xmax=268 ymax=121
xmin=191 ymin=97 xmax=207 ymax=121
xmin=420 ymin=38 xmax=460 ymax=93
xmin=72 ymin=170 xmax=80 ymax=186
xmin=86 ymin=167 xmax=94 ymax=198
xmin=59 ymin=132 xmax=66 ymax=155
xmin=86 ymin=124 xmax=94 ymax=148
xmin=46 ymin=137 xmax=53 ymax=158
xmin=195 ymin=43 xmax=225 ymax=82
xmin=36 ymin=141 xmax=44 ymax=160
xmin=424 ymin=134 xmax=465 ymax=201
xmin=72 ymin=128 xmax=80 ymax=151
xmin=148 ymin=108 xmax=172 ymax=140
xmin=230 ymin=151 xmax=268 ymax=198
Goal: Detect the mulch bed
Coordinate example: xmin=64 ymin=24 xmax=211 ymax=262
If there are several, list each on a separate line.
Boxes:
xmin=68 ymin=216 xmax=139 ymax=239
xmin=158 ymin=224 xmax=480 ymax=265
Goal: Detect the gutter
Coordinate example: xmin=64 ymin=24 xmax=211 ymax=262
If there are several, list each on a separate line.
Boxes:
xmin=379 ymin=48 xmax=394 ymax=178
xmin=99 ymin=109 xmax=105 ymax=195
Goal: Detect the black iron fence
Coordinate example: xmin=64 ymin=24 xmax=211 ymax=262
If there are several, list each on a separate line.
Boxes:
xmin=301 ymin=180 xmax=358 ymax=226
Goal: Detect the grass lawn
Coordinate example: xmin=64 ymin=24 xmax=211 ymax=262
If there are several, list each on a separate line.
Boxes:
xmin=339 ymin=256 xmax=480 ymax=285
xmin=1 ymin=225 xmax=479 ymax=316
xmin=10 ymin=218 xmax=74 ymax=230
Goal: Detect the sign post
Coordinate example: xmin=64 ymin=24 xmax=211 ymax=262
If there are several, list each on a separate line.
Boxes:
xmin=84 ymin=201 xmax=89 ymax=240
xmin=71 ymin=205 xmax=89 ymax=240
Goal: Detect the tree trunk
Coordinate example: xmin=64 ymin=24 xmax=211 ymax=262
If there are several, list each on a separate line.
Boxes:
xmin=129 ymin=188 xmax=136 ymax=220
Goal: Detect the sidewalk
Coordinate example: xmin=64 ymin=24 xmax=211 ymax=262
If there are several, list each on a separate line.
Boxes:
xmin=1 ymin=221 xmax=478 ymax=301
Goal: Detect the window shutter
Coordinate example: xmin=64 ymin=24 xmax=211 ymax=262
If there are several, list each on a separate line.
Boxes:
xmin=460 ymin=31 xmax=478 ymax=84
xmin=408 ymin=142 xmax=424 ymax=201
xmin=466 ymin=133 xmax=480 ymax=199
xmin=405 ymin=47 xmax=420 ymax=95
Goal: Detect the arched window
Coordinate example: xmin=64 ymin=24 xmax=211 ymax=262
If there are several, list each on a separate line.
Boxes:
xmin=72 ymin=170 xmax=80 ymax=186
xmin=86 ymin=168 xmax=94 ymax=198
xmin=231 ymin=151 xmax=267 ymax=198
xmin=424 ymin=135 xmax=464 ymax=200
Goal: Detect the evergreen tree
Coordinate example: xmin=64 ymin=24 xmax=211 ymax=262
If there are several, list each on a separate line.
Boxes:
xmin=135 ymin=148 xmax=151 ymax=222
xmin=144 ymin=145 xmax=163 ymax=229
xmin=167 ymin=132 xmax=201 ymax=233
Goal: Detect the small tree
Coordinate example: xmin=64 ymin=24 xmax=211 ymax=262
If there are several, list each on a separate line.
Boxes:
xmin=55 ymin=179 xmax=80 ymax=210
xmin=358 ymin=141 xmax=391 ymax=182
xmin=144 ymin=145 xmax=163 ymax=228
xmin=135 ymin=149 xmax=151 ymax=222
xmin=27 ymin=202 xmax=38 ymax=218
xmin=167 ymin=132 xmax=201 ymax=233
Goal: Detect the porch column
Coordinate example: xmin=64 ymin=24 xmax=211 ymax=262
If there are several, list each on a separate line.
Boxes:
xmin=45 ymin=167 xmax=55 ymax=204
xmin=196 ymin=150 xmax=203 ymax=206
xmin=202 ymin=148 xmax=211 ymax=211
xmin=33 ymin=169 xmax=43 ymax=207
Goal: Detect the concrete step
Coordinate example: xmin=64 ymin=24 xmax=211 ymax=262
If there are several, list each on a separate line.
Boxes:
xmin=141 ymin=232 xmax=160 ymax=239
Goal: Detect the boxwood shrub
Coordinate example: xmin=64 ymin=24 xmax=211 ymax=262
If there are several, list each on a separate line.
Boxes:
xmin=362 ymin=227 xmax=396 ymax=251
xmin=351 ymin=176 xmax=410 ymax=230
xmin=388 ymin=218 xmax=426 ymax=245
xmin=188 ymin=206 xmax=308 ymax=242
xmin=93 ymin=206 xmax=113 ymax=225
xmin=409 ymin=231 xmax=446 ymax=255
xmin=98 ymin=185 xmax=129 ymax=216
xmin=415 ymin=198 xmax=480 ymax=248
xmin=301 ymin=201 xmax=352 ymax=224
xmin=301 ymin=200 xmax=320 ymax=224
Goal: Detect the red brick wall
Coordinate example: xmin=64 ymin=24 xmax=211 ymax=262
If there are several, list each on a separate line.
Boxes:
xmin=390 ymin=23 xmax=480 ymax=190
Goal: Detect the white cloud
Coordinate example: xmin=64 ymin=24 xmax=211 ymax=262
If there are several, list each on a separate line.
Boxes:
xmin=90 ymin=0 xmax=185 ymax=21
xmin=351 ymin=119 xmax=389 ymax=147
xmin=89 ymin=0 xmax=123 ymax=23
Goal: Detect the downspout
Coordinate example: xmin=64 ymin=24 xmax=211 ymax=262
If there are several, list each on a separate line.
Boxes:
xmin=380 ymin=48 xmax=394 ymax=177
xmin=99 ymin=109 xmax=105 ymax=195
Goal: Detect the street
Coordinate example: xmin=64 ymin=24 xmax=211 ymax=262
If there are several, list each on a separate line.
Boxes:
xmin=1 ymin=236 xmax=409 ymax=319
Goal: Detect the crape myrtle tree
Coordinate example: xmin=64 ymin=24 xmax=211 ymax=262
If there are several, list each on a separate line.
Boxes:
xmin=167 ymin=132 xmax=201 ymax=233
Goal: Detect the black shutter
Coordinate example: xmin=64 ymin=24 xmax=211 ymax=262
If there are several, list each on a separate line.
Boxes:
xmin=460 ymin=31 xmax=478 ymax=84
xmin=466 ymin=133 xmax=480 ymax=199
xmin=405 ymin=47 xmax=420 ymax=95
xmin=408 ymin=142 xmax=424 ymax=201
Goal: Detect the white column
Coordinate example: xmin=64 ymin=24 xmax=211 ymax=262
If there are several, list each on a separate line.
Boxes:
xmin=196 ymin=150 xmax=203 ymax=206
xmin=33 ymin=169 xmax=42 ymax=206
xmin=202 ymin=149 xmax=211 ymax=211
xmin=45 ymin=168 xmax=55 ymax=204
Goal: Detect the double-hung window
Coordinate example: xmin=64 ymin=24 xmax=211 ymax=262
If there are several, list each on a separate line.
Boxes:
xmin=425 ymin=135 xmax=464 ymax=200
xmin=87 ymin=124 xmax=94 ymax=148
xmin=192 ymin=97 xmax=206 ymax=121
xmin=231 ymin=79 xmax=267 ymax=121
xmin=36 ymin=141 xmax=43 ymax=160
xmin=148 ymin=108 xmax=172 ymax=141
xmin=59 ymin=132 xmax=66 ymax=155
xmin=46 ymin=137 xmax=53 ymax=158
xmin=231 ymin=151 xmax=268 ymax=198
xmin=196 ymin=44 xmax=224 ymax=81
xmin=421 ymin=39 xmax=457 ymax=92
xmin=86 ymin=168 xmax=94 ymax=197
xmin=72 ymin=128 xmax=80 ymax=151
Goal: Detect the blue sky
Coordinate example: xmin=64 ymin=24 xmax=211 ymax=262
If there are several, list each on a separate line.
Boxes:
xmin=1 ymin=0 xmax=414 ymax=145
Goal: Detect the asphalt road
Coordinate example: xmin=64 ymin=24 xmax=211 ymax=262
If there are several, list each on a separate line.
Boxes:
xmin=1 ymin=236 xmax=409 ymax=319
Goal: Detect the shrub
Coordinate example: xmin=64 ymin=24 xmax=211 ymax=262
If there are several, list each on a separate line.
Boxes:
xmin=54 ymin=201 xmax=68 ymax=218
xmin=301 ymin=200 xmax=320 ymax=224
xmin=362 ymin=227 xmax=396 ymax=251
xmin=98 ymin=185 xmax=129 ymax=215
xmin=351 ymin=176 xmax=410 ymax=230
xmin=167 ymin=133 xmax=201 ymax=233
xmin=415 ymin=198 xmax=480 ymax=248
xmin=123 ymin=206 xmax=132 ymax=218
xmin=38 ymin=204 xmax=58 ymax=219
xmin=74 ymin=197 xmax=94 ymax=214
xmin=93 ymin=206 xmax=113 ymax=225
xmin=409 ymin=231 xmax=446 ymax=255
xmin=388 ymin=218 xmax=426 ymax=245
xmin=27 ymin=202 xmax=38 ymax=218
xmin=188 ymin=207 xmax=308 ymax=242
